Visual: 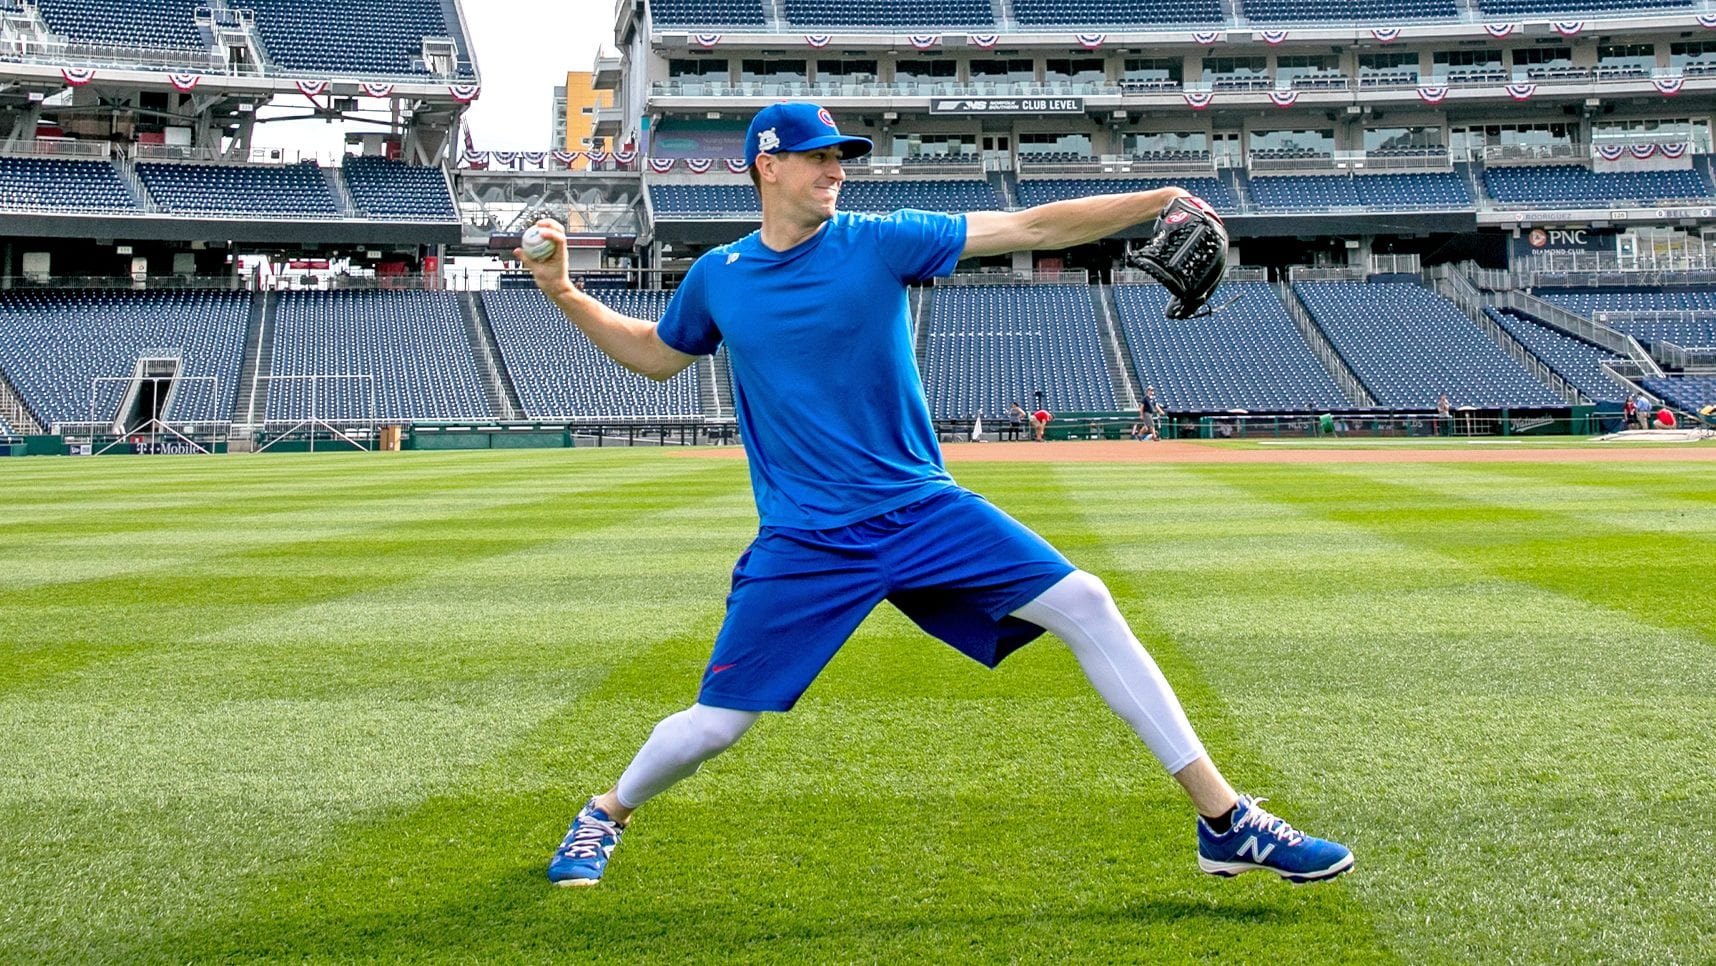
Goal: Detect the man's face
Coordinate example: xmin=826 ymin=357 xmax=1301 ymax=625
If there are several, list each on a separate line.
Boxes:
xmin=760 ymin=147 xmax=845 ymax=219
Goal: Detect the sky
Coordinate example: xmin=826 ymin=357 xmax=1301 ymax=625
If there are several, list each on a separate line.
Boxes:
xmin=252 ymin=0 xmax=612 ymax=156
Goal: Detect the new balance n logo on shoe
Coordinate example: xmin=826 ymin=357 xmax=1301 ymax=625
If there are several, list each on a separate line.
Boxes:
xmin=1236 ymin=835 xmax=1276 ymax=864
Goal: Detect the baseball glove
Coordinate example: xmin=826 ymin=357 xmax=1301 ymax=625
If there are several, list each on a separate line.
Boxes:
xmin=1126 ymin=195 xmax=1229 ymax=319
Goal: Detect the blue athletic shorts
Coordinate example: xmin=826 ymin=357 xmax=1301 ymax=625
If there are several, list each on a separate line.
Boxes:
xmin=697 ymin=487 xmax=1077 ymax=712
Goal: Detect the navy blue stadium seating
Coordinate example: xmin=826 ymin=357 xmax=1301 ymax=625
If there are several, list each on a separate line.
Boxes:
xmin=482 ymin=290 xmax=703 ymax=419
xmin=1248 ymin=174 xmax=1472 ymax=211
xmin=650 ymin=180 xmax=1002 ymax=216
xmin=136 ymin=161 xmax=341 ymax=217
xmin=266 ymin=292 xmax=490 ymax=422
xmin=649 ymin=184 xmax=757 ymax=217
xmin=1483 ymin=166 xmax=1712 ymax=207
xmin=1484 ymin=307 xmax=1628 ymax=402
xmin=921 ymin=284 xmax=1117 ymax=419
xmin=1295 ymin=281 xmax=1564 ymax=408
xmin=652 ymin=0 xmax=767 ymax=25
xmin=0 ymin=291 xmax=248 ymax=428
xmin=342 ymin=157 xmax=456 ymax=221
xmin=782 ymin=0 xmax=995 ymax=25
xmin=244 ymin=0 xmax=473 ymax=76
xmin=1640 ymin=375 xmax=1716 ymax=412
xmin=34 ymin=0 xmax=201 ymax=50
xmin=1115 ymin=282 xmax=1350 ymax=412
xmin=1477 ymin=0 xmax=1689 ymax=15
xmin=0 ymin=413 xmax=14 ymax=437
xmin=1013 ymin=0 xmax=1221 ymax=26
xmin=1536 ymin=288 xmax=1716 ymax=348
xmin=1015 ymin=177 xmax=1238 ymax=211
xmin=0 ymin=158 xmax=139 ymax=214
xmin=1240 ymin=0 xmax=1455 ymax=20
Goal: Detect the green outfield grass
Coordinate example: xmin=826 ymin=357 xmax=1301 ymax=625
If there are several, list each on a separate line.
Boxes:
xmin=2 ymin=448 xmax=1713 ymax=964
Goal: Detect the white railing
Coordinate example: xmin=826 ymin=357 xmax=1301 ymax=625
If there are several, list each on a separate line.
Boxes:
xmin=937 ymin=269 xmax=1089 ymax=286
xmin=0 ymin=140 xmax=109 ymax=160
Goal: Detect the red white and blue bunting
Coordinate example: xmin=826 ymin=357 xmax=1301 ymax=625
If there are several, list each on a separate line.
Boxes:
xmin=1076 ymin=33 xmax=1106 ymax=49
xmin=462 ymin=151 xmax=487 ymax=167
xmin=1595 ymin=144 xmax=1626 ymax=161
xmin=1699 ymin=13 xmax=1716 ymax=27
xmin=168 ymin=73 xmax=200 ymax=92
xmin=693 ymin=34 xmax=721 ymax=47
xmin=296 ymin=79 xmax=329 ymax=103
xmin=615 ymin=148 xmax=637 ymax=164
xmin=1505 ymin=82 xmax=1537 ymax=101
xmin=804 ymin=34 xmax=831 ymax=47
xmin=1660 ymin=143 xmax=1689 ymax=159
xmin=492 ymin=150 xmax=518 ymax=166
xmin=522 ymin=151 xmax=546 ymax=166
xmin=1370 ymin=28 xmax=1400 ymax=43
xmin=360 ymin=82 xmax=396 ymax=98
xmin=1261 ymin=30 xmax=1290 ymax=45
xmin=970 ymin=34 xmax=999 ymax=48
xmin=1267 ymin=90 xmax=1299 ymax=108
xmin=685 ymin=158 xmax=713 ymax=173
xmin=1416 ymin=84 xmax=1449 ymax=104
xmin=448 ymin=84 xmax=480 ymax=103
xmin=1551 ymin=21 xmax=1584 ymax=37
xmin=648 ymin=157 xmax=677 ymax=173
xmin=61 ymin=67 xmax=96 ymax=86
xmin=553 ymin=151 xmax=578 ymax=166
xmin=588 ymin=150 xmax=610 ymax=164
xmin=1183 ymin=91 xmax=1215 ymax=110
xmin=642 ymin=157 xmax=753 ymax=174
xmin=1483 ymin=23 xmax=1517 ymax=38
xmin=724 ymin=158 xmax=750 ymax=173
xmin=1192 ymin=31 xmax=1222 ymax=45
xmin=909 ymin=34 xmax=940 ymax=49
xmin=1653 ymin=76 xmax=1686 ymax=96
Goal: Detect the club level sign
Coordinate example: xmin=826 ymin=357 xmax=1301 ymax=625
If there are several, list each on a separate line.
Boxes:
xmin=930 ymin=97 xmax=1085 ymax=115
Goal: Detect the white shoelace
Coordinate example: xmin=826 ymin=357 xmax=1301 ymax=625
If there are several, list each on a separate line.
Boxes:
xmin=560 ymin=812 xmax=620 ymax=859
xmin=1233 ymin=797 xmax=1304 ymax=846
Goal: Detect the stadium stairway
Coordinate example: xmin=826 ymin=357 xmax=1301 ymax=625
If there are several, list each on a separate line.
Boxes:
xmin=322 ymin=167 xmax=359 ymax=219
xmin=232 ymin=289 xmax=273 ymax=427
xmin=709 ymin=351 xmax=734 ymax=417
xmin=0 ymin=366 xmax=43 ymax=435
xmin=1493 ymin=287 xmax=1664 ymax=379
xmin=1429 ymin=267 xmax=1583 ymax=404
xmin=1092 ymin=283 xmax=1141 ymax=408
xmin=458 ymin=291 xmax=523 ymax=419
xmin=912 ymin=284 xmax=934 ymax=360
xmin=1275 ymin=282 xmax=1377 ymax=407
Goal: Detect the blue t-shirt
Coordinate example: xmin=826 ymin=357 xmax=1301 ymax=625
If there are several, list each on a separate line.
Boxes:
xmin=656 ymin=209 xmax=967 ymax=529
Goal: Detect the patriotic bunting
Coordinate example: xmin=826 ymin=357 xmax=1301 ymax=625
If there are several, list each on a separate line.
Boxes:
xmin=462 ymin=151 xmax=488 ymax=167
xmin=61 ymin=67 xmax=96 ymax=86
xmin=1483 ymin=23 xmax=1517 ymax=38
xmin=1371 ymin=28 xmax=1400 ymax=43
xmin=909 ymin=34 xmax=940 ymax=49
xmin=1505 ymin=83 xmax=1537 ymax=101
xmin=1595 ymin=144 xmax=1626 ymax=161
xmin=492 ymin=150 xmax=518 ymax=167
xmin=685 ymin=158 xmax=713 ymax=173
xmin=1182 ymin=91 xmax=1215 ymax=110
xmin=523 ymin=151 xmax=547 ymax=167
xmin=1551 ymin=21 xmax=1584 ymax=37
xmin=553 ymin=151 xmax=578 ymax=166
xmin=1630 ymin=143 xmax=1660 ymax=159
xmin=296 ymin=79 xmax=329 ymax=100
xmin=360 ymin=82 xmax=396 ymax=98
xmin=1268 ymin=90 xmax=1299 ymax=108
xmin=1416 ymin=84 xmax=1449 ymax=104
xmin=1653 ymin=76 xmax=1685 ymax=96
xmin=805 ymin=34 xmax=831 ymax=47
xmin=1661 ymin=143 xmax=1688 ymax=159
xmin=1193 ymin=31 xmax=1222 ymax=45
xmin=448 ymin=84 xmax=480 ymax=103
xmin=1076 ymin=33 xmax=1106 ymax=49
xmin=1699 ymin=13 xmax=1716 ymax=27
xmin=614 ymin=148 xmax=638 ymax=164
xmin=693 ymin=34 xmax=721 ymax=47
xmin=648 ymin=157 xmax=677 ymax=173
xmin=1261 ymin=30 xmax=1290 ymax=45
xmin=168 ymin=73 xmax=200 ymax=92
xmin=724 ymin=158 xmax=751 ymax=173
xmin=970 ymin=34 xmax=999 ymax=48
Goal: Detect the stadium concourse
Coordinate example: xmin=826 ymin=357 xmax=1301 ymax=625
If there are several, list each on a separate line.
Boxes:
xmin=3 ymin=0 xmax=1716 ymax=454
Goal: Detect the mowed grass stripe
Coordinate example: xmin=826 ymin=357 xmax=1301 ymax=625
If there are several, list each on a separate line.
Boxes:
xmin=0 ymin=453 xmax=758 ymax=962
xmin=0 ymin=453 xmax=741 ymax=693
xmin=1183 ymin=461 xmax=1716 ymax=962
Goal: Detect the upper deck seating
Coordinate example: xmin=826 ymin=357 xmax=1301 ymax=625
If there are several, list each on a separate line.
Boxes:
xmin=0 ymin=158 xmax=138 ymax=214
xmin=34 ymin=0 xmax=201 ymax=50
xmin=1483 ymin=165 xmax=1713 ymax=207
xmin=136 ymin=161 xmax=342 ymax=217
xmin=1015 ymin=177 xmax=1237 ymax=210
xmin=245 ymin=0 xmax=475 ymax=76
xmin=781 ymin=0 xmax=995 ymax=25
xmin=342 ymin=157 xmax=456 ymax=220
xmin=1013 ymin=0 xmax=1222 ymax=26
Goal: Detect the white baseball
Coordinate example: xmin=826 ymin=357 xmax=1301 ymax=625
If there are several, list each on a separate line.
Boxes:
xmin=521 ymin=225 xmax=557 ymax=261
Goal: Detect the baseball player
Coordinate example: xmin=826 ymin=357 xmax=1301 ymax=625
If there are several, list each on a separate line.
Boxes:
xmin=518 ymin=103 xmax=1352 ymax=887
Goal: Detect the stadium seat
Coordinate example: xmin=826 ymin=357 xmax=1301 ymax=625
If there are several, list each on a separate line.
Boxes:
xmin=0 ymin=158 xmax=140 ymax=214
xmin=243 ymin=0 xmax=476 ymax=76
xmin=342 ymin=157 xmax=457 ymax=221
xmin=921 ymin=283 xmax=1118 ymax=419
xmin=135 ymin=161 xmax=343 ymax=217
xmin=1485 ymin=307 xmax=1629 ymax=402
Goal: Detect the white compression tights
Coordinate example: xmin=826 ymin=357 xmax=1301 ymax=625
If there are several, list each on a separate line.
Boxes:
xmin=611 ymin=570 xmax=1203 ymax=810
xmin=1010 ymin=570 xmax=1206 ymax=774
xmin=614 ymin=702 xmax=760 ymax=809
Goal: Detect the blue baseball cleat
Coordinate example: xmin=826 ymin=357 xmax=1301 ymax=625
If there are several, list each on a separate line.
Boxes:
xmin=548 ymin=798 xmax=626 ymax=887
xmin=1197 ymin=795 xmax=1354 ymax=883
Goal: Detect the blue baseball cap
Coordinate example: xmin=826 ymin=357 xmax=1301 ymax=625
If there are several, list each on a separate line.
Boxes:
xmin=744 ymin=103 xmax=873 ymax=165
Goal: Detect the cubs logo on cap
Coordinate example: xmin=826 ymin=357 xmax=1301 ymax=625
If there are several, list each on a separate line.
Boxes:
xmin=745 ymin=103 xmax=873 ymax=164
